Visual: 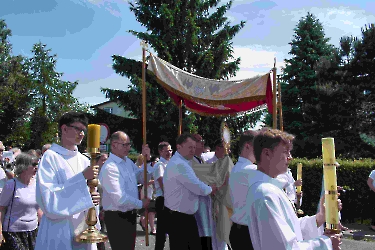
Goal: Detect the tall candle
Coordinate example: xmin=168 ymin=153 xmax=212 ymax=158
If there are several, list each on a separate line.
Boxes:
xmin=322 ymin=138 xmax=339 ymax=228
xmin=87 ymin=124 xmax=101 ymax=149
xmin=297 ymin=163 xmax=302 ymax=193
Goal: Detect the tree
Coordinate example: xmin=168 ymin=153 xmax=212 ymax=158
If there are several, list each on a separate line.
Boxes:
xmin=0 ymin=20 xmax=33 ymax=146
xmin=27 ymin=42 xmax=91 ymax=149
xmin=103 ymin=0 xmax=261 ymax=151
xmin=281 ymin=13 xmax=337 ymax=157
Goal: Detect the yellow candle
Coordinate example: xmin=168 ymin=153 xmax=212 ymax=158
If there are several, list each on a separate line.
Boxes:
xmin=87 ymin=124 xmax=101 ymax=149
xmin=322 ymin=138 xmax=339 ymax=227
xmin=297 ymin=163 xmax=302 ymax=193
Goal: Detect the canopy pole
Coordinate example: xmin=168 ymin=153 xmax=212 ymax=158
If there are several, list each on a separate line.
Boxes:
xmin=277 ymin=75 xmax=284 ymax=131
xmin=272 ymin=58 xmax=277 ymax=129
xmin=141 ymin=40 xmax=149 ymax=246
xmin=178 ymin=99 xmax=182 ymax=136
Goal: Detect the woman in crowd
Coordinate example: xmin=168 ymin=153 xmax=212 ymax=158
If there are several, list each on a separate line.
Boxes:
xmin=0 ymin=153 xmax=43 ymax=250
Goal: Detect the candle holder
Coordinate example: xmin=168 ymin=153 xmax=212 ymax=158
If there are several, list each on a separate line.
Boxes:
xmin=296 ymin=163 xmax=303 ymax=215
xmin=75 ymin=124 xmax=108 ymax=243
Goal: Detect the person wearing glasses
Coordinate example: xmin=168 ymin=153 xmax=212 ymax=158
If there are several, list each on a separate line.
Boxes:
xmin=35 ymin=111 xmax=100 ymax=250
xmin=153 ymin=141 xmax=172 ymax=250
xmin=99 ymin=131 xmax=151 ymax=250
xmin=0 ymin=153 xmax=43 ymax=249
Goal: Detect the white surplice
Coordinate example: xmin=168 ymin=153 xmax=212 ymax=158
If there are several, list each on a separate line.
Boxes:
xmin=35 ymin=144 xmax=99 ymax=250
xmin=246 ymin=170 xmax=332 ymax=250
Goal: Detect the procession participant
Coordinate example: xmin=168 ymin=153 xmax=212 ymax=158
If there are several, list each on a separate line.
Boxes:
xmin=35 ymin=111 xmax=101 ymax=250
xmin=153 ymin=141 xmax=172 ymax=250
xmin=228 ymin=130 xmax=258 ymax=250
xmin=276 ymin=167 xmax=302 ymax=205
xmin=163 ymin=133 xmax=218 ymax=250
xmin=99 ymin=131 xmax=151 ymax=250
xmin=205 ymin=139 xmax=227 ymax=164
xmin=192 ymin=134 xmax=212 ymax=250
xmin=245 ymin=128 xmax=341 ymax=250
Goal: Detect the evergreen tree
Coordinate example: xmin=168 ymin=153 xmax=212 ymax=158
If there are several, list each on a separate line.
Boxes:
xmin=103 ymin=0 xmax=261 ymax=150
xmin=282 ymin=13 xmax=336 ymax=157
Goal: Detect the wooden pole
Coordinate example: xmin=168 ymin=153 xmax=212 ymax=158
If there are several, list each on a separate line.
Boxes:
xmin=178 ymin=99 xmax=182 ymax=136
xmin=141 ymin=41 xmax=149 ymax=246
xmin=277 ymin=75 xmax=283 ymax=131
xmin=272 ymin=58 xmax=277 ymax=129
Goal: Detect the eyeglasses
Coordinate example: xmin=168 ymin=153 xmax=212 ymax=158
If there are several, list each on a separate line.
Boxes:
xmin=114 ymin=142 xmax=132 ymax=147
xmin=32 ymin=162 xmax=38 ymax=166
xmin=68 ymin=125 xmax=87 ymax=134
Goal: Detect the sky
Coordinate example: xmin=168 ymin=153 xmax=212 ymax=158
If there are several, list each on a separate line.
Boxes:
xmin=2 ymin=0 xmax=375 ymax=106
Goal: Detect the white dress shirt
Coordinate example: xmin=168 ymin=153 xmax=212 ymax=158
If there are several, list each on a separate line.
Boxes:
xmin=246 ymin=170 xmax=332 ymax=250
xmin=229 ymin=157 xmax=257 ymax=225
xmin=277 ymin=168 xmax=297 ymax=203
xmin=163 ymin=151 xmax=212 ymax=214
xmin=99 ymin=153 xmax=148 ymax=212
xmin=153 ymin=157 xmax=169 ymax=198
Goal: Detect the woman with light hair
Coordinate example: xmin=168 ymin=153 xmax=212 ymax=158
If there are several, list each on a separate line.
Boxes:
xmin=0 ymin=153 xmax=43 ymax=249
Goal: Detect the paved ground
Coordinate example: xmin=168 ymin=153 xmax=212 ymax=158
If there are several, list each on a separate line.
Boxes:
xmin=101 ymin=219 xmax=375 ymax=249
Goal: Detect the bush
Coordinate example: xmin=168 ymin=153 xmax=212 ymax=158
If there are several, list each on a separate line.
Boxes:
xmin=289 ymin=158 xmax=375 ymax=222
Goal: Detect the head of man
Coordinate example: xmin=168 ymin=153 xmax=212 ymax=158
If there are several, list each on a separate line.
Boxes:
xmin=59 ymin=112 xmax=88 ymax=147
xmin=192 ymin=134 xmax=205 ymax=156
xmin=253 ymin=128 xmax=294 ymax=178
xmin=213 ymin=139 xmax=227 ymax=159
xmin=238 ymin=130 xmax=258 ymax=162
xmin=176 ymin=133 xmax=196 ymax=160
xmin=42 ymin=144 xmax=51 ymax=155
xmin=158 ymin=142 xmax=172 ymax=161
xmin=110 ymin=131 xmax=132 ymax=159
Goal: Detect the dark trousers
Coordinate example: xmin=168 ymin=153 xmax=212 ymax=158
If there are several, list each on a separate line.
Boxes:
xmin=229 ymin=223 xmax=254 ymax=250
xmin=155 ymin=196 xmax=169 ymax=250
xmin=104 ymin=210 xmax=137 ymax=250
xmin=201 ymin=236 xmax=212 ymax=250
xmin=167 ymin=208 xmax=202 ymax=250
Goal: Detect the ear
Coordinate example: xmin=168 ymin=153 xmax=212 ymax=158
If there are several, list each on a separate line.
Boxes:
xmin=176 ymin=144 xmax=181 ymax=150
xmin=61 ymin=124 xmax=68 ymax=134
xmin=263 ymin=148 xmax=272 ymax=160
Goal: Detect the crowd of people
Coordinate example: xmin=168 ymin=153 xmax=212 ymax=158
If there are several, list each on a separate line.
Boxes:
xmin=0 ymin=111 xmax=345 ymax=250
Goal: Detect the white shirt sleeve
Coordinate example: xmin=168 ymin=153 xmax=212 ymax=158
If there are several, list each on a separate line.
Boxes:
xmin=248 ymin=195 xmax=332 ymax=250
xmin=153 ymin=162 xmax=164 ymax=181
xmin=36 ymin=155 xmax=93 ymax=220
xmin=99 ymin=163 xmax=142 ymax=210
xmin=175 ymin=163 xmax=211 ymax=196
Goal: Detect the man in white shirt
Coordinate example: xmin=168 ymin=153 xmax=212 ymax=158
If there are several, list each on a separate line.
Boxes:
xmin=164 ymin=133 xmax=218 ymax=250
xmin=99 ymin=131 xmax=150 ymax=250
xmin=228 ymin=130 xmax=258 ymax=250
xmin=245 ymin=128 xmax=341 ymax=250
xmin=35 ymin=111 xmax=101 ymax=250
xmin=277 ymin=168 xmax=302 ymax=205
xmin=153 ymin=141 xmax=172 ymax=250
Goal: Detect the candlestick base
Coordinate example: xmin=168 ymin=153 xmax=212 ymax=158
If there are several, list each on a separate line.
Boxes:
xmin=325 ymin=224 xmax=341 ymax=234
xmin=75 ymin=226 xmax=108 ymax=244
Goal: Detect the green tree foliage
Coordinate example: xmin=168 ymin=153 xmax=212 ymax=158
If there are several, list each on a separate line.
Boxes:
xmin=27 ymin=42 xmax=91 ymax=149
xmin=281 ymin=13 xmax=340 ymax=157
xmin=103 ymin=0 xmax=261 ymax=150
xmin=0 ymin=20 xmax=33 ymax=146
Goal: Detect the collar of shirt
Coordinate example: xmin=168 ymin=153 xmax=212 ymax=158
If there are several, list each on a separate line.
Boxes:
xmin=173 ymin=151 xmax=190 ymax=164
xmin=159 ymin=157 xmax=169 ymax=164
xmin=109 ymin=152 xmax=127 ymax=163
xmin=51 ymin=143 xmax=78 ymax=157
xmin=237 ymin=156 xmax=253 ymax=165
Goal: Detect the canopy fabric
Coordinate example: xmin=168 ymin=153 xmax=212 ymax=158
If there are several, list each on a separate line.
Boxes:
xmin=147 ymin=53 xmax=274 ymax=116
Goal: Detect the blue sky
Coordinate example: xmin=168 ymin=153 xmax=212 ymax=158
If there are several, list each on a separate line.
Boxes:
xmin=2 ymin=0 xmax=375 ymax=106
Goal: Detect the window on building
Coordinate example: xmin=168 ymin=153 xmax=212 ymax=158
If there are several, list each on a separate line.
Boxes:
xmin=103 ymin=107 xmax=113 ymax=114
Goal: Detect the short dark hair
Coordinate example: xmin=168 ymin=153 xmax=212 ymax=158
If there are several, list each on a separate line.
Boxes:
xmin=253 ymin=128 xmax=295 ymax=163
xmin=110 ymin=131 xmax=127 ymax=144
xmin=238 ymin=130 xmax=258 ymax=152
xmin=176 ymin=133 xmax=195 ymax=145
xmin=158 ymin=142 xmax=170 ymax=152
xmin=58 ymin=111 xmax=88 ymax=135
